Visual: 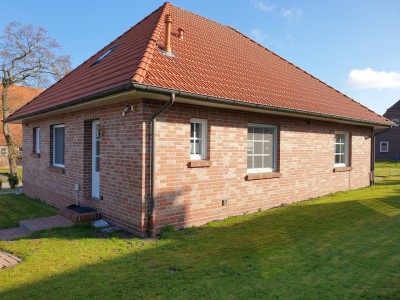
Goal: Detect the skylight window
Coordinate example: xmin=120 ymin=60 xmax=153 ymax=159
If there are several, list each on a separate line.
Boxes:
xmin=93 ymin=44 xmax=119 ymax=65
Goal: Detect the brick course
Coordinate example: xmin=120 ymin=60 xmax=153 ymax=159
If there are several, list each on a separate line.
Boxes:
xmin=23 ymin=99 xmax=372 ymax=236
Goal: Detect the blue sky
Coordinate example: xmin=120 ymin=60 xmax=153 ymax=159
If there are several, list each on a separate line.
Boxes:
xmin=2 ymin=0 xmax=399 ymax=115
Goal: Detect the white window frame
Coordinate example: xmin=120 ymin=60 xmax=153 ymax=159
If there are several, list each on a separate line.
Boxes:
xmin=0 ymin=146 xmax=7 ymax=157
xmin=53 ymin=124 xmax=65 ymax=168
xmin=334 ymin=131 xmax=349 ymax=167
xmin=247 ymin=124 xmax=277 ymax=173
xmin=190 ymin=118 xmax=207 ymax=160
xmin=380 ymin=141 xmax=389 ymax=153
xmin=34 ymin=127 xmax=40 ymax=154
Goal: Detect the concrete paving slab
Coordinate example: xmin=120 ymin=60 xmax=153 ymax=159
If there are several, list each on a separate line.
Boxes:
xmin=0 ymin=251 xmax=22 ymax=268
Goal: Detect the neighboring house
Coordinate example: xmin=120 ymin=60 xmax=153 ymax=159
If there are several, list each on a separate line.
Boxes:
xmin=375 ymin=100 xmax=400 ymax=160
xmin=0 ymin=85 xmax=42 ymax=168
xmin=6 ymin=2 xmax=392 ymax=236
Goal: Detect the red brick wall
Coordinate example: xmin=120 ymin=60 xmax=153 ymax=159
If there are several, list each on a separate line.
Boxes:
xmin=0 ymin=152 xmax=22 ymax=168
xmin=23 ymin=100 xmax=148 ymax=236
xmin=22 ymin=99 xmax=372 ymax=236
xmin=152 ymin=103 xmax=372 ymax=231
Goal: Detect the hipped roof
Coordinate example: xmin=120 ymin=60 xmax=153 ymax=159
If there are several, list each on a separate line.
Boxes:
xmin=7 ymin=2 xmax=391 ymax=127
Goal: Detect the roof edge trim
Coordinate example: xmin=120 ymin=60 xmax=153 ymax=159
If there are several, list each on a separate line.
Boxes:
xmin=4 ymin=83 xmax=135 ymax=123
xmin=5 ymin=83 xmax=393 ymax=128
xmin=131 ymin=84 xmax=393 ymax=128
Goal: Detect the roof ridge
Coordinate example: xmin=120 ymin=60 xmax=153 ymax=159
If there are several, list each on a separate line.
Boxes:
xmin=131 ymin=2 xmax=171 ymax=83
xmin=386 ymin=99 xmax=400 ymax=112
xmin=227 ymin=25 xmax=386 ymax=121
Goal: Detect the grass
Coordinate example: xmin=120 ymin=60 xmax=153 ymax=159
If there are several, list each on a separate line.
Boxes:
xmin=375 ymin=159 xmax=400 ymax=177
xmin=0 ymin=161 xmax=399 ymax=299
xmin=0 ymin=194 xmax=58 ymax=229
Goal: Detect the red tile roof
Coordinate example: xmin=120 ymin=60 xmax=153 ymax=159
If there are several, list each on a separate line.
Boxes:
xmin=0 ymin=85 xmax=42 ymax=145
xmin=7 ymin=2 xmax=391 ymax=126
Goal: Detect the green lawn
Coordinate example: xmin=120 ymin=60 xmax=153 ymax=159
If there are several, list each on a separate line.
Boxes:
xmin=375 ymin=159 xmax=400 ymax=176
xmin=0 ymin=194 xmax=58 ymax=229
xmin=0 ymin=162 xmax=399 ymax=299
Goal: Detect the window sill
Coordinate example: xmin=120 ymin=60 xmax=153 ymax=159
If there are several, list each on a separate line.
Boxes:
xmin=333 ymin=167 xmax=352 ymax=172
xmin=245 ymin=172 xmax=282 ymax=181
xmin=187 ymin=160 xmax=212 ymax=168
xmin=31 ymin=153 xmax=40 ymax=158
xmin=48 ymin=166 xmax=65 ymax=174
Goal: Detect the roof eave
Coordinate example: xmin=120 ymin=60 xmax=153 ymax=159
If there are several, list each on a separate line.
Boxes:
xmin=131 ymin=83 xmax=393 ymax=128
xmin=5 ymin=83 xmax=136 ymax=123
xmin=5 ymin=82 xmax=393 ymax=128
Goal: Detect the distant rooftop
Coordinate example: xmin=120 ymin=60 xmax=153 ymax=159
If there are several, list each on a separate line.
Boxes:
xmin=0 ymin=85 xmax=42 ymax=145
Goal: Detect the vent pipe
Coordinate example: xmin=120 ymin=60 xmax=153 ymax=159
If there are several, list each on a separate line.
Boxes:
xmin=164 ymin=14 xmax=172 ymax=53
xmin=177 ymin=28 xmax=184 ymax=40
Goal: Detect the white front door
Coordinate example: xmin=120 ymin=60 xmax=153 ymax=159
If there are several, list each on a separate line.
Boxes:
xmin=92 ymin=120 xmax=100 ymax=199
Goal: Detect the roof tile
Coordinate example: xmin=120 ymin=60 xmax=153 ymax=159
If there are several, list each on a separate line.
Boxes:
xmin=8 ymin=2 xmax=390 ymax=126
xmin=0 ymin=85 xmax=42 ymax=144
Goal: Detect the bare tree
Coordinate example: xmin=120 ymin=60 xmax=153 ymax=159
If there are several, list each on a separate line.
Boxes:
xmin=0 ymin=21 xmax=71 ymax=176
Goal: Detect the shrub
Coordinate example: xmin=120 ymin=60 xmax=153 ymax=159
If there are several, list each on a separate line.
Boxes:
xmin=160 ymin=224 xmax=176 ymax=238
xmin=8 ymin=174 xmax=19 ymax=189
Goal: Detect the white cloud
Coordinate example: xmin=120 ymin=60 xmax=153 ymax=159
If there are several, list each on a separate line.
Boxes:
xmin=251 ymin=29 xmax=269 ymax=42
xmin=281 ymin=7 xmax=303 ymax=22
xmin=347 ymin=68 xmax=400 ymax=89
xmin=250 ymin=29 xmax=289 ymax=49
xmin=251 ymin=0 xmax=275 ymax=12
xmin=251 ymin=2 xmax=303 ymax=24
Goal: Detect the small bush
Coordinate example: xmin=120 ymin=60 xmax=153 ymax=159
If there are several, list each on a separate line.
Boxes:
xmin=8 ymin=174 xmax=19 ymax=189
xmin=160 ymin=224 xmax=176 ymax=238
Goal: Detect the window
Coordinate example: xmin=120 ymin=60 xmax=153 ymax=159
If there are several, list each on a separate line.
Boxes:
xmin=93 ymin=44 xmax=119 ymax=65
xmin=190 ymin=119 xmax=207 ymax=160
xmin=334 ymin=132 xmax=349 ymax=167
xmin=17 ymin=147 xmax=22 ymax=158
xmin=247 ymin=124 xmax=277 ymax=173
xmin=380 ymin=141 xmax=389 ymax=152
xmin=0 ymin=146 xmax=7 ymax=157
xmin=33 ymin=127 xmax=40 ymax=153
xmin=53 ymin=124 xmax=65 ymax=167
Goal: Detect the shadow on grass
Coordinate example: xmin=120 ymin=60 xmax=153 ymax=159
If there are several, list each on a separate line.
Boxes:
xmin=0 ymin=194 xmax=399 ymax=299
xmin=373 ymin=178 xmax=400 ymax=186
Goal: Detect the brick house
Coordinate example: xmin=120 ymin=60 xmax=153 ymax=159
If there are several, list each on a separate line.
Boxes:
xmin=375 ymin=100 xmax=400 ymax=160
xmin=0 ymin=85 xmax=42 ymax=167
xmin=6 ymin=2 xmax=392 ymax=236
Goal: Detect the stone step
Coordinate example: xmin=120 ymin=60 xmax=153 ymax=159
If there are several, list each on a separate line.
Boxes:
xmin=60 ymin=206 xmax=101 ymax=223
xmin=19 ymin=215 xmax=74 ymax=234
xmin=0 ymin=227 xmax=29 ymax=241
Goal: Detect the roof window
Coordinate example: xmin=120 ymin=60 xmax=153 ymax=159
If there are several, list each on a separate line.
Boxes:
xmin=93 ymin=44 xmax=119 ymax=65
